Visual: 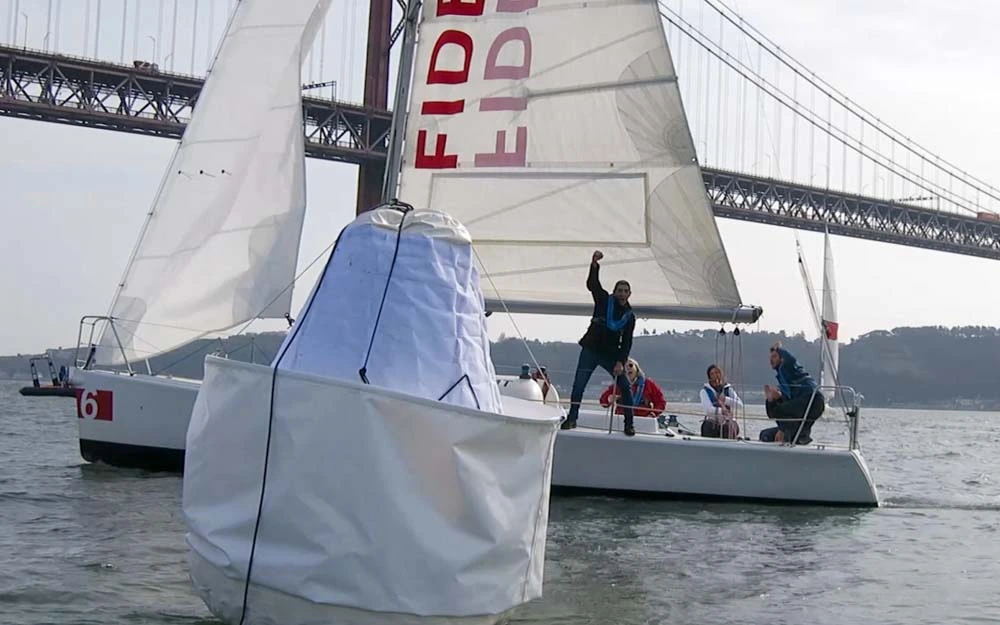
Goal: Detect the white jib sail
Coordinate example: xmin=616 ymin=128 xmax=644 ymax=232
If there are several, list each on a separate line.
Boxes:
xmin=96 ymin=0 xmax=332 ymax=366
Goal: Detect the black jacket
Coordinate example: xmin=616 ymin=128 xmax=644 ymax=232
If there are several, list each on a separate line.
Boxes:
xmin=578 ymin=263 xmax=635 ymax=364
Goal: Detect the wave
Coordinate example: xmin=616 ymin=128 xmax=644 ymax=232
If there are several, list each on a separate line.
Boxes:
xmin=881 ymin=495 xmax=1000 ymax=511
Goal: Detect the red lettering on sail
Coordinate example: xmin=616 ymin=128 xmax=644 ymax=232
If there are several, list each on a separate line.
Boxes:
xmin=479 ymin=27 xmax=531 ymax=111
xmin=415 ymin=130 xmax=459 ymax=169
xmin=474 ymin=127 xmax=527 ymax=167
xmin=484 ymin=28 xmax=532 ymax=80
xmin=436 ymin=0 xmax=486 ymax=16
xmin=421 ymin=100 xmax=466 ymax=115
xmin=497 ymin=0 xmax=538 ymax=12
xmin=427 ymin=30 xmax=474 ymax=85
xmin=480 ymin=97 xmax=527 ymax=111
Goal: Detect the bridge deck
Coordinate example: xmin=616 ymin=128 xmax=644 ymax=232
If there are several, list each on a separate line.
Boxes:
xmin=2 ymin=46 xmax=997 ymax=259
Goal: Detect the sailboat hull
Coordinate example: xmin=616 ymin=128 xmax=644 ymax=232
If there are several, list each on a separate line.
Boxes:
xmin=68 ymin=369 xmax=878 ymax=506
xmin=69 ymin=367 xmax=197 ymax=472
xmin=547 ymin=410 xmax=878 ymax=506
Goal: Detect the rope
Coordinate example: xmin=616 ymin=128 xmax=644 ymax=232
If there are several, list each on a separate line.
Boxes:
xmin=359 ymin=202 xmax=414 ymax=384
xmin=236 ymin=200 xmax=406 ymax=625
xmin=472 ymin=248 xmax=545 ymax=381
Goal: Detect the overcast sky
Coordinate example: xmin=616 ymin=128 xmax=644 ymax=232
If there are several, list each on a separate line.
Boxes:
xmin=2 ymin=0 xmax=999 ymax=355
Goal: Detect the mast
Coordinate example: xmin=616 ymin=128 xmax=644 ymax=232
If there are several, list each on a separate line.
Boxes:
xmin=381 ymin=0 xmax=422 ymax=203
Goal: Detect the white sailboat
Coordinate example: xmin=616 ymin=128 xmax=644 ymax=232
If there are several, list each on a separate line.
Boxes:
xmin=70 ymin=0 xmax=878 ymax=506
xmin=395 ymin=0 xmax=878 ymax=505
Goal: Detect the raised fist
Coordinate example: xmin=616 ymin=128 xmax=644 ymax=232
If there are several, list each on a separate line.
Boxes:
xmin=592 ymin=250 xmax=604 ymax=264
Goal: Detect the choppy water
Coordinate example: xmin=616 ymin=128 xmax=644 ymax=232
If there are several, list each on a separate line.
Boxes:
xmin=1 ymin=380 xmax=998 ymax=625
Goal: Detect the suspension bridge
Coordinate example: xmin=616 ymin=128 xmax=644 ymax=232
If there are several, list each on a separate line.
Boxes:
xmin=1 ymin=0 xmax=999 ymax=260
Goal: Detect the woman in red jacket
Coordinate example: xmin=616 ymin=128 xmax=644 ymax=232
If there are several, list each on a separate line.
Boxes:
xmin=599 ymin=358 xmax=666 ymax=418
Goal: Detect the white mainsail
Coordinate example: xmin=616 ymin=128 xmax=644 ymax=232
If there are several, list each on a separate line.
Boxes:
xmin=96 ymin=1 xmax=331 ymax=366
xmin=819 ymin=229 xmax=839 ymax=397
xmin=395 ymin=0 xmax=756 ymax=322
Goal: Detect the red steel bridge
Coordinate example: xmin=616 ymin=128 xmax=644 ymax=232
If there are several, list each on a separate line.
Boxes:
xmin=2 ymin=42 xmax=999 ymax=261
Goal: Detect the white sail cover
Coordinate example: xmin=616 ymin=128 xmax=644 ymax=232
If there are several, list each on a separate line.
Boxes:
xmin=183 ymin=357 xmax=559 ymax=624
xmin=274 ymin=207 xmax=502 ymax=413
xmin=819 ymin=230 xmax=839 ymax=399
xmin=96 ymin=0 xmax=331 ymax=365
xmin=396 ymin=0 xmax=742 ymax=317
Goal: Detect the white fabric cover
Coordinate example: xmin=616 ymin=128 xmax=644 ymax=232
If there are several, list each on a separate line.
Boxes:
xmin=183 ymin=357 xmax=560 ymax=623
xmin=97 ymin=0 xmax=331 ymax=365
xmin=397 ymin=0 xmax=741 ymax=314
xmin=275 ymin=207 xmax=502 ymax=414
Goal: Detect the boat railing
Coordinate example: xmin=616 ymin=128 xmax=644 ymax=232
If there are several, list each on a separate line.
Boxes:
xmin=496 ymin=372 xmax=865 ymax=450
xmin=74 ymin=316 xmax=135 ymax=376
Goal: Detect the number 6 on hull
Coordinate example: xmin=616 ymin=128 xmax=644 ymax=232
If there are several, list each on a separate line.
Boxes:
xmin=75 ymin=388 xmax=114 ymax=421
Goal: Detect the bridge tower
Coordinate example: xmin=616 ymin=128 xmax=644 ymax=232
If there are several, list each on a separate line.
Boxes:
xmin=357 ymin=0 xmax=394 ymax=214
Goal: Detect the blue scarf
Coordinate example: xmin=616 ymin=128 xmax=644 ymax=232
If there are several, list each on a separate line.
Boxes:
xmin=703 ymin=383 xmax=731 ymax=405
xmin=775 ymin=370 xmax=791 ymax=399
xmin=632 ymin=376 xmax=646 ymax=405
xmin=605 ymin=296 xmax=633 ymax=331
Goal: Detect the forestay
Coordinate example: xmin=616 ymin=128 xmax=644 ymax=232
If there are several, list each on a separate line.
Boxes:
xmin=96 ymin=0 xmax=331 ymax=365
xmin=396 ymin=0 xmax=749 ymax=321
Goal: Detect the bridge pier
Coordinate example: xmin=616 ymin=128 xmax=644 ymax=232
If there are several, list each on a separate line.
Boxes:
xmin=357 ymin=0 xmax=393 ymax=215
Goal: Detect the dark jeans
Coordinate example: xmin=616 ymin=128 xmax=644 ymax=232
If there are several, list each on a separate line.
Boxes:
xmin=760 ymin=391 xmax=825 ymax=443
xmin=701 ymin=419 xmax=740 ymax=439
xmin=567 ymin=348 xmax=634 ymax=427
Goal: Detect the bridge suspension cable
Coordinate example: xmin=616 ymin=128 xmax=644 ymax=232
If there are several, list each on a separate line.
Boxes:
xmin=660 ymin=0 xmax=1000 ymax=217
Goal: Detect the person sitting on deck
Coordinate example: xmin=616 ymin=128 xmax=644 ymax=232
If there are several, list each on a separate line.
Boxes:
xmin=759 ymin=341 xmax=825 ymax=445
xmin=563 ymin=250 xmax=637 ymax=436
xmin=699 ymin=364 xmax=743 ymax=439
xmin=599 ymin=358 xmax=666 ymax=419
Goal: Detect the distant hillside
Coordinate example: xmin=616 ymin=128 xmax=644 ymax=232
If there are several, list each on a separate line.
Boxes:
xmin=491 ymin=326 xmax=1000 ymax=409
xmin=4 ymin=326 xmax=999 ymax=409
xmin=0 ymin=333 xmax=287 ymax=385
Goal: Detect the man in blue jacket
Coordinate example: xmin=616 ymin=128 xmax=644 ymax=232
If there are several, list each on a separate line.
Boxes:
xmin=563 ymin=250 xmax=637 ymax=436
xmin=760 ymin=341 xmax=824 ymax=444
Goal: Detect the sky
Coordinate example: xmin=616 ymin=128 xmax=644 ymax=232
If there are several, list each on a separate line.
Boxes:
xmin=1 ymin=0 xmax=1000 ymax=355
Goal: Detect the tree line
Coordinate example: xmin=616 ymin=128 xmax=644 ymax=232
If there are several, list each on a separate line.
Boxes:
xmin=4 ymin=325 xmax=998 ymax=408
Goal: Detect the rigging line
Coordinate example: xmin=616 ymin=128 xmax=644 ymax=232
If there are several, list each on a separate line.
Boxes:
xmin=660 ymin=7 xmax=984 ymax=216
xmin=236 ymin=200 xmax=359 ymax=625
xmin=795 ymin=240 xmax=850 ymax=421
xmin=687 ymin=3 xmax=847 ymax=424
xmin=359 ymin=202 xmax=414 ymax=384
xmin=701 ymin=0 xmax=1000 ymax=204
xmin=472 ymin=247 xmax=547 ymax=396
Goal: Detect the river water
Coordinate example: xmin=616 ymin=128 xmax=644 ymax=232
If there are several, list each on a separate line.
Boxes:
xmin=1 ymin=380 xmax=998 ymax=625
